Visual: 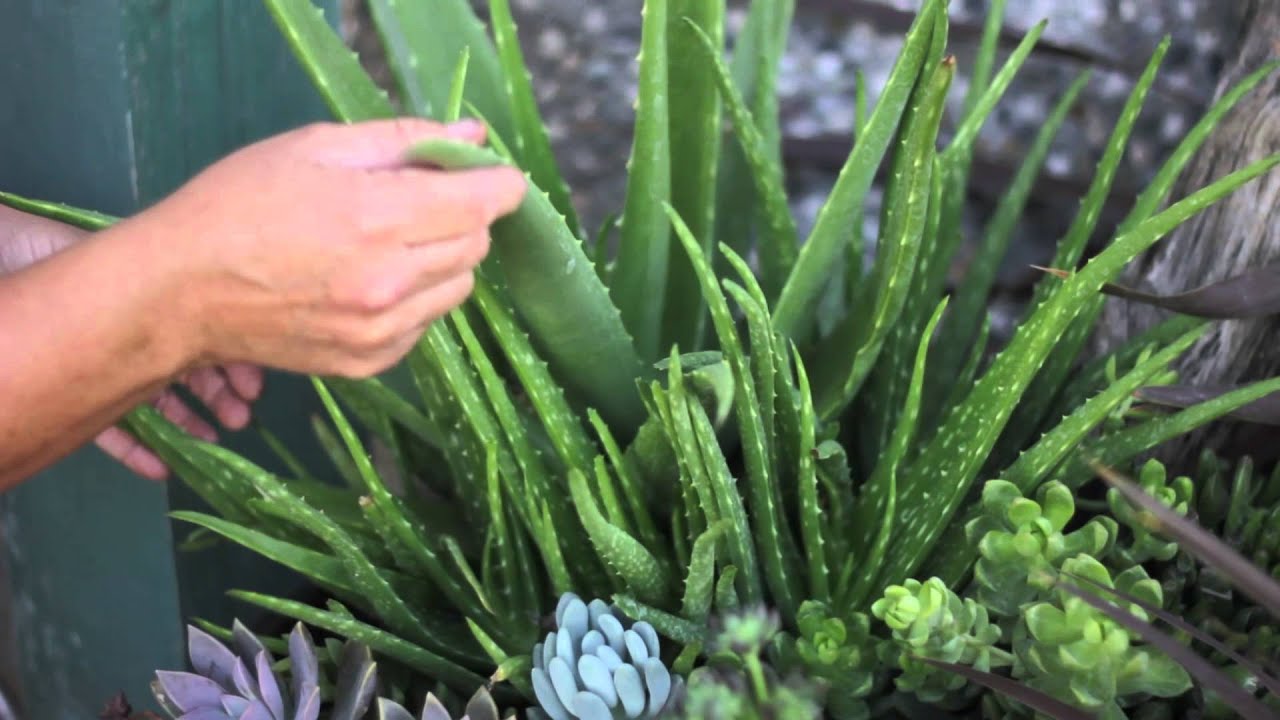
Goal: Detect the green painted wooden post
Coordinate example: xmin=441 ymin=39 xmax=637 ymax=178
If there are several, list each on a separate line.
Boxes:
xmin=0 ymin=2 xmax=341 ymax=717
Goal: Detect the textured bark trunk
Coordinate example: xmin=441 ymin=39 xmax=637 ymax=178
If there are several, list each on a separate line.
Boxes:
xmin=1096 ymin=0 xmax=1280 ymax=469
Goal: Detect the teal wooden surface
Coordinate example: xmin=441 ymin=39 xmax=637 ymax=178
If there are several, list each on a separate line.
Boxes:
xmin=0 ymin=2 xmax=341 ymax=717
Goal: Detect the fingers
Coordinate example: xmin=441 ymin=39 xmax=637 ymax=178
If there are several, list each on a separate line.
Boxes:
xmin=223 ymin=363 xmax=264 ymax=402
xmin=357 ymin=165 xmax=527 ymax=245
xmin=330 ymin=232 xmax=489 ymax=313
xmin=95 ymin=427 xmax=169 ymax=481
xmin=185 ymin=367 xmax=253 ymax=430
xmin=155 ymin=390 xmax=218 ymax=443
xmin=309 ymin=118 xmax=488 ymax=170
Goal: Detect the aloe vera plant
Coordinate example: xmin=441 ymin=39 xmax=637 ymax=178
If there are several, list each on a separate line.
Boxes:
xmin=10 ymin=0 xmax=1280 ymax=717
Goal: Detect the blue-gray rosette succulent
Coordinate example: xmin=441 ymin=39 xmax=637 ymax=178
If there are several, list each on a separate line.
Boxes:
xmin=531 ymin=593 xmax=683 ymax=720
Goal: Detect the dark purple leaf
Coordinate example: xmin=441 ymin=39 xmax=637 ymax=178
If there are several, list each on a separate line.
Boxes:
xmin=1091 ymin=461 xmax=1280 ymax=620
xmin=330 ymin=642 xmax=378 ymax=720
xmin=1065 ymin=570 xmax=1280 ymax=698
xmin=231 ymin=619 xmax=273 ymax=669
xmin=255 ymin=651 xmax=286 ymax=720
xmin=1054 ymin=579 xmax=1276 ymax=720
xmin=294 ymin=686 xmax=321 ymax=720
xmin=915 ymin=658 xmax=1096 ymax=719
xmin=187 ymin=626 xmax=239 ymax=691
xmin=178 ymin=708 xmax=233 ymax=720
xmin=287 ymin=623 xmax=319 ymax=707
xmin=1034 ymin=264 xmax=1280 ymax=319
xmin=1135 ymin=385 xmax=1280 ymax=426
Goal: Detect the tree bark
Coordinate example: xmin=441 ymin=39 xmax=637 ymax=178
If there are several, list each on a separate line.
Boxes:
xmin=1096 ymin=0 xmax=1280 ymax=469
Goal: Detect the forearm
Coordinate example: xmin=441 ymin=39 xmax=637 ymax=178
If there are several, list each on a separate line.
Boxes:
xmin=0 ymin=220 xmax=193 ymax=489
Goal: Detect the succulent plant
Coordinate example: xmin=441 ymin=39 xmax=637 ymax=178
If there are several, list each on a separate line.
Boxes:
xmin=152 ymin=621 xmax=376 ymax=720
xmin=1013 ymin=555 xmax=1191 ymax=715
xmin=967 ymin=480 xmax=1117 ymax=617
xmin=530 ymin=593 xmax=682 ymax=720
xmin=1108 ymin=459 xmax=1194 ymax=567
xmin=770 ymin=602 xmax=875 ymax=719
xmin=872 ymin=577 xmax=1012 ymax=703
xmin=376 ymin=688 xmax=505 ymax=720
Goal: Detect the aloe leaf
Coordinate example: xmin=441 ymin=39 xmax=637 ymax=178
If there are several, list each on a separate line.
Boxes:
xmin=667 ymin=204 xmax=799 ymax=621
xmin=324 ymin=377 xmax=445 ymax=449
xmin=663 ymin=0 xmax=726 ymax=351
xmin=792 ymin=348 xmax=829 ymax=604
xmin=611 ymin=0 xmax=672 ymax=361
xmin=406 ymin=139 xmax=647 ymax=432
xmin=1135 ymin=384 xmax=1280 ymax=425
xmin=686 ymin=20 xmax=799 ymax=301
xmin=688 ymin=387 xmax=763 ymax=605
xmin=947 ymin=20 xmax=1046 ymax=155
xmin=610 ymin=595 xmax=710 ymax=646
xmin=958 ymin=0 xmax=1007 ymax=122
xmin=649 ymin=383 xmax=709 ymax=550
xmin=1036 ymin=263 xmax=1280 ymax=319
xmin=845 ymin=301 xmax=945 ymax=610
xmin=878 ymin=150 xmax=1280 ymax=588
xmin=664 ymin=353 xmax=722 ymax=528
xmin=1065 ymin=376 xmax=1280 ymax=485
xmin=925 ymin=314 xmax=989 ymax=440
xmin=198 ymin=443 xmax=446 ymax=656
xmin=568 ymin=470 xmax=669 ymax=605
xmin=592 ymin=455 xmax=634 ymax=536
xmin=814 ymin=56 xmax=954 ymax=419
xmin=0 ymin=191 xmax=116 ymax=230
xmin=255 ymin=425 xmax=317 ymax=482
xmin=445 ymin=47 xmax=470 ymax=123
xmin=935 ymin=71 xmax=1090 ymax=387
xmin=483 ymin=449 xmax=521 ymax=619
xmin=719 ymin=247 xmax=779 ymax=464
xmin=230 ymin=591 xmax=485 ymax=693
xmin=682 ymin=521 xmax=726 ymax=622
xmin=487 ymin=0 xmax=581 ymax=236
xmin=262 ymin=0 xmax=394 ymax=121
xmin=588 ymin=409 xmax=662 ymax=552
xmin=925 ymin=323 xmax=1206 ymax=586
xmin=773 ymin=0 xmax=942 ymax=339
xmin=365 ymin=0 xmax=510 ymax=140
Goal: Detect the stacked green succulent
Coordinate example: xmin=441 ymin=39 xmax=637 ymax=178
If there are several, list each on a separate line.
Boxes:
xmin=11 ymin=0 xmax=1280 ymax=716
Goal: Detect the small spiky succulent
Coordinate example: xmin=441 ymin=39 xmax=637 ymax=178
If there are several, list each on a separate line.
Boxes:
xmin=152 ymin=621 xmax=375 ymax=720
xmin=530 ymin=593 xmax=682 ymax=720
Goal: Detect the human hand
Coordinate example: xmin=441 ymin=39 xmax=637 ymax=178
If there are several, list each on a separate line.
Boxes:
xmin=118 ymin=117 xmax=527 ymax=378
xmin=0 ymin=205 xmax=266 ymax=479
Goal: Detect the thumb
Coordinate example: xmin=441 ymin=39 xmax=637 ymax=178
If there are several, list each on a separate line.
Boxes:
xmin=311 ymin=118 xmax=487 ymax=170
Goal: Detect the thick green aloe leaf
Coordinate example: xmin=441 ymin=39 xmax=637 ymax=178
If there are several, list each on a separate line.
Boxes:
xmin=487 ymin=0 xmax=580 ymax=236
xmin=230 ymin=591 xmax=484 ymax=692
xmin=878 ymin=150 xmax=1280 ymax=590
xmin=667 ymin=204 xmax=799 ymax=622
xmin=406 ymin=139 xmax=646 ymax=432
xmin=772 ymin=0 xmax=942 ymax=339
xmin=612 ymin=0 xmax=673 ymax=362
xmin=813 ymin=56 xmax=954 ymax=419
xmin=262 ymin=0 xmax=394 ymax=121
xmin=588 ymin=409 xmax=662 ymax=553
xmin=662 ymin=0 xmax=726 ymax=352
xmin=610 ymin=595 xmax=709 ymax=646
xmin=682 ymin=521 xmax=725 ymax=622
xmin=365 ymin=0 xmax=511 ymax=140
xmin=791 ymin=349 xmax=828 ymax=603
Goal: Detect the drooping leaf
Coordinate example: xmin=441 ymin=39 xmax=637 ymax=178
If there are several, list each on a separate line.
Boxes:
xmin=1134 ymin=383 xmax=1280 ymax=426
xmin=919 ymin=659 xmax=1094 ymax=720
xmin=1035 ymin=264 xmax=1280 ymax=319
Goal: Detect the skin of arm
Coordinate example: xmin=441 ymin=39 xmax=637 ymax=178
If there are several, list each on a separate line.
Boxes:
xmin=0 ymin=118 xmax=526 ymax=492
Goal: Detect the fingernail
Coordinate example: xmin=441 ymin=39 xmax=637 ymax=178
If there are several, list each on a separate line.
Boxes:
xmin=445 ymin=119 xmax=484 ymax=136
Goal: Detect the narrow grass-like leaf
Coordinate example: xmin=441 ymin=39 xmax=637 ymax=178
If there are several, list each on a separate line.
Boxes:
xmin=324 ymin=377 xmax=445 ymax=448
xmin=668 ymin=204 xmax=800 ymax=621
xmin=1135 ymin=384 xmax=1280 ymax=426
xmin=593 ymin=456 xmax=634 ymax=536
xmin=483 ymin=448 xmax=520 ymax=619
xmin=230 ymin=591 xmax=484 ymax=692
xmin=445 ymin=47 xmax=470 ymax=122
xmin=946 ymin=20 xmax=1046 ymax=155
xmin=0 ymin=191 xmax=116 ymax=230
xmin=958 ymin=0 xmax=1007 ymax=122
xmin=879 ymin=150 xmax=1280 ymax=588
xmin=925 ymin=324 xmax=1206 ymax=585
xmin=815 ymin=57 xmax=954 ymax=418
xmin=663 ymin=0 xmax=726 ymax=350
xmin=1028 ymin=37 xmax=1170 ymax=308
xmin=792 ymin=348 xmax=829 ymax=604
xmin=310 ymin=415 xmax=362 ymax=490
xmin=263 ymin=0 xmax=394 ymax=121
xmin=611 ymin=595 xmax=710 ymax=646
xmin=689 ymin=391 xmax=763 ymax=605
xmin=686 ymin=20 xmax=799 ymax=300
xmin=682 ymin=521 xmax=726 ymax=622
xmin=588 ymin=409 xmax=662 ymax=552
xmin=569 ymin=470 xmax=669 ymax=605
xmin=488 ymin=0 xmax=581 ymax=236
xmin=406 ymin=139 xmax=646 ymax=432
xmin=612 ymin=0 xmax=672 ymax=361
xmin=773 ymin=0 xmax=942 ymax=338
xmin=918 ymin=659 xmax=1094 ymax=720
xmin=366 ymin=0 xmax=510 ymax=139
xmin=845 ymin=301 xmax=945 ymax=610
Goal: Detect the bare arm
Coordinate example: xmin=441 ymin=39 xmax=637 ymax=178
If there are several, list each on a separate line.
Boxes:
xmin=0 ymin=217 xmax=191 ymax=489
